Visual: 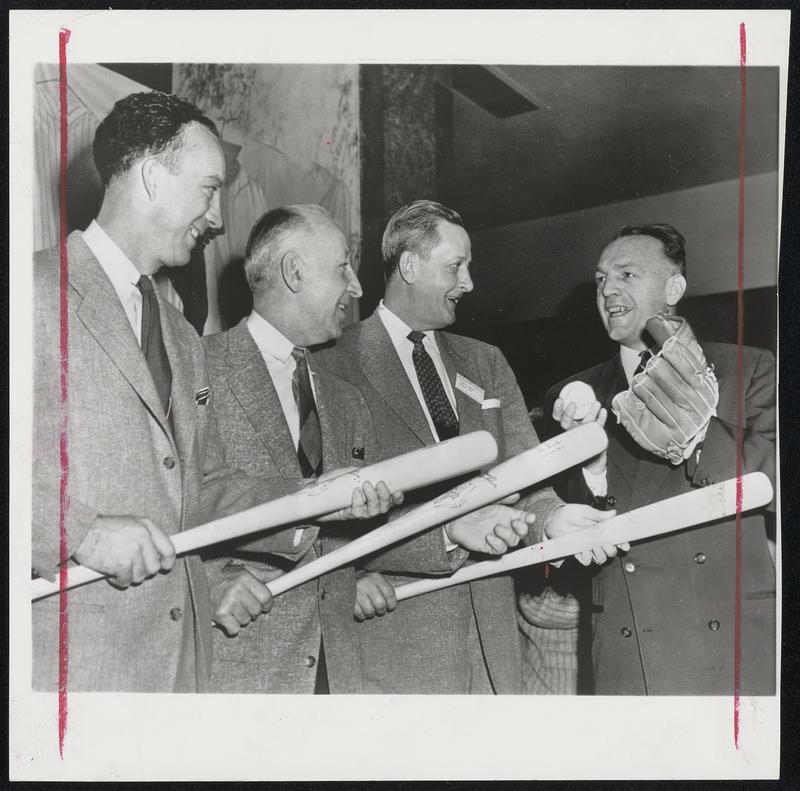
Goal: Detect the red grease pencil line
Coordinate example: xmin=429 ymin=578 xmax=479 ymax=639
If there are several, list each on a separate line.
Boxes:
xmin=734 ymin=21 xmax=747 ymax=751
xmin=58 ymin=26 xmax=71 ymax=758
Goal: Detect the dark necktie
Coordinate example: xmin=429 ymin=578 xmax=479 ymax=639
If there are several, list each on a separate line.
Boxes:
xmin=291 ymin=347 xmax=323 ymax=478
xmin=136 ymin=276 xmax=172 ymax=414
xmin=407 ymin=330 xmax=459 ymax=441
xmin=634 ymin=349 xmax=653 ymax=377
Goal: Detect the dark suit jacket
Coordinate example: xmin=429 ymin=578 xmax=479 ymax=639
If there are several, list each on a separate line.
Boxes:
xmin=202 ymin=319 xmax=376 ymax=693
xmin=32 ymin=233 xmax=297 ymax=692
xmin=315 ymin=312 xmax=562 ymax=694
xmin=543 ymin=342 xmax=776 ymax=695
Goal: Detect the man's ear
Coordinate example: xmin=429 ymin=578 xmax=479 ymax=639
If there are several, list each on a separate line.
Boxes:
xmin=280 ymin=251 xmax=303 ymax=293
xmin=398 ymin=250 xmax=417 ymax=285
xmin=140 ymin=157 xmax=162 ymax=201
xmin=665 ymin=273 xmax=687 ymax=307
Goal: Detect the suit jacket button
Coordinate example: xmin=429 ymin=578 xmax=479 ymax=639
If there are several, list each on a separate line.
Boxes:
xmin=624 ymin=561 xmax=636 ymax=573
xmin=169 ymin=607 xmax=182 ymax=621
xmin=320 ymin=589 xmax=326 ymax=600
xmin=163 ymin=456 xmax=176 ymax=469
xmin=694 ymin=552 xmax=707 ymax=564
xmin=304 ymin=655 xmax=317 ymax=668
xmin=606 ymin=495 xmax=616 ymax=508
xmin=708 ymin=619 xmax=721 ymax=631
xmin=621 ymin=626 xmax=633 ymax=638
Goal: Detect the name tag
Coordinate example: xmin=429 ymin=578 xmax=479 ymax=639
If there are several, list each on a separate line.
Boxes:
xmin=455 ymin=373 xmax=484 ymax=405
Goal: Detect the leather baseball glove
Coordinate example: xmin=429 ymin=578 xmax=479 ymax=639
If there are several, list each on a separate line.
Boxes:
xmin=611 ymin=313 xmax=719 ymax=464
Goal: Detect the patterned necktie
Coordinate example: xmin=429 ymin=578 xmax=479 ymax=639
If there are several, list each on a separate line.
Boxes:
xmin=407 ymin=330 xmax=459 ymax=441
xmin=634 ymin=349 xmax=653 ymax=377
xmin=291 ymin=347 xmax=323 ymax=478
xmin=136 ymin=276 xmax=172 ymax=414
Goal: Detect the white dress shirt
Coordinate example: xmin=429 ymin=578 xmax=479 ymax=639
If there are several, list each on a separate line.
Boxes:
xmin=246 ymin=310 xmax=319 ymax=451
xmin=82 ymin=220 xmax=146 ymax=343
xmin=377 ymin=300 xmax=458 ymax=443
xmin=246 ymin=311 xmax=319 ymax=548
xmin=620 ymin=344 xmax=646 ymax=386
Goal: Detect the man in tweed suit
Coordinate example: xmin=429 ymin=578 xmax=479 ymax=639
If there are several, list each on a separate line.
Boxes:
xmin=202 ymin=205 xmax=403 ymax=693
xmin=33 ymin=92 xmax=303 ymax=692
xmin=315 ymin=200 xmax=618 ymax=694
xmin=31 ymin=93 xmax=387 ymax=693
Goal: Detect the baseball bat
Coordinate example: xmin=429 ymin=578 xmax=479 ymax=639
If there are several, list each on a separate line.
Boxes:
xmin=395 ymin=471 xmax=774 ymax=602
xmin=31 ymin=431 xmax=499 ymax=601
xmin=266 ymin=423 xmax=608 ymax=597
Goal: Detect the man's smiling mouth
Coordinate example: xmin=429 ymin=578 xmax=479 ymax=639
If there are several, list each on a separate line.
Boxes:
xmin=606 ymin=305 xmax=631 ymax=317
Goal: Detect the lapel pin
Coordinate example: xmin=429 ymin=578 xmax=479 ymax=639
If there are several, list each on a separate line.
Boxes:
xmin=351 ymin=446 xmax=365 ymax=460
xmin=195 ymin=386 xmax=211 ymax=405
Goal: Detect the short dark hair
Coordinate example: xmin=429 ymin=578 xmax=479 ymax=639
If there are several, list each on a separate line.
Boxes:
xmin=382 ymin=200 xmax=466 ymax=282
xmin=614 ymin=223 xmax=687 ymax=277
xmin=244 ymin=204 xmax=331 ymax=291
xmin=93 ymin=91 xmax=218 ymax=188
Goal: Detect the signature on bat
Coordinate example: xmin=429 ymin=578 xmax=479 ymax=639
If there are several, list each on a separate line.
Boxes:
xmin=431 ymin=472 xmax=500 ymax=510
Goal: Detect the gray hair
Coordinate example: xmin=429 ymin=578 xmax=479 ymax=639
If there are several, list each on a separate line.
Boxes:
xmin=244 ymin=204 xmax=332 ymax=291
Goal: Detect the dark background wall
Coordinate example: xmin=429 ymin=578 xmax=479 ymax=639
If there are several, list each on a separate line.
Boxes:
xmin=102 ymin=63 xmax=172 ymax=93
xmin=359 ymin=64 xmax=778 ymax=409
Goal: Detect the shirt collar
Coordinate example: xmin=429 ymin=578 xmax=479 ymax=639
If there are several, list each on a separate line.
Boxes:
xmin=377 ymin=299 xmax=438 ymax=350
xmin=82 ymin=220 xmax=143 ymax=299
xmin=83 ymin=220 xmax=142 ymax=293
xmin=620 ymin=344 xmax=648 ymax=383
xmin=246 ymin=310 xmax=296 ymax=364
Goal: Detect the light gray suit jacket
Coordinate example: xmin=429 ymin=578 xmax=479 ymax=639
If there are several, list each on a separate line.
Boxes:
xmin=315 ymin=312 xmax=562 ymax=694
xmin=32 ymin=232 xmax=297 ymax=693
xmin=202 ymin=319 xmax=376 ymax=693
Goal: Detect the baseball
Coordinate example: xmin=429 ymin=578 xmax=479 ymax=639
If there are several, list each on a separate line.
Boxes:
xmin=558 ymin=381 xmax=597 ymax=421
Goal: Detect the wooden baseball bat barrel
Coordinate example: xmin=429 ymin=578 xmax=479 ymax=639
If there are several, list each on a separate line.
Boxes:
xmin=395 ymin=471 xmax=774 ymax=602
xmin=266 ymin=423 xmax=608 ymax=597
xmin=31 ymin=431 xmax=499 ymax=601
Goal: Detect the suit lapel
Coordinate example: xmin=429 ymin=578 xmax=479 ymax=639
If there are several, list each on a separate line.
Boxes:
xmin=358 ymin=313 xmax=434 ymax=445
xmin=68 ymin=234 xmax=171 ymax=438
xmin=225 ymin=320 xmax=300 ymax=477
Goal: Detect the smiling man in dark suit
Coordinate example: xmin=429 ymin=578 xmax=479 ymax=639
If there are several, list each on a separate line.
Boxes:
xmin=544 ymin=223 xmax=776 ymax=694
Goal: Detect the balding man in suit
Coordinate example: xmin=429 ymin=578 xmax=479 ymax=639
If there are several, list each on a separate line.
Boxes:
xmin=202 ymin=205 xmax=402 ymax=693
xmin=542 ymin=223 xmax=775 ymax=694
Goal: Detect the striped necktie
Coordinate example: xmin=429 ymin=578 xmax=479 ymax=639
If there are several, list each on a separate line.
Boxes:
xmin=291 ymin=347 xmax=323 ymax=478
xmin=136 ymin=276 xmax=172 ymax=415
xmin=407 ymin=330 xmax=459 ymax=441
